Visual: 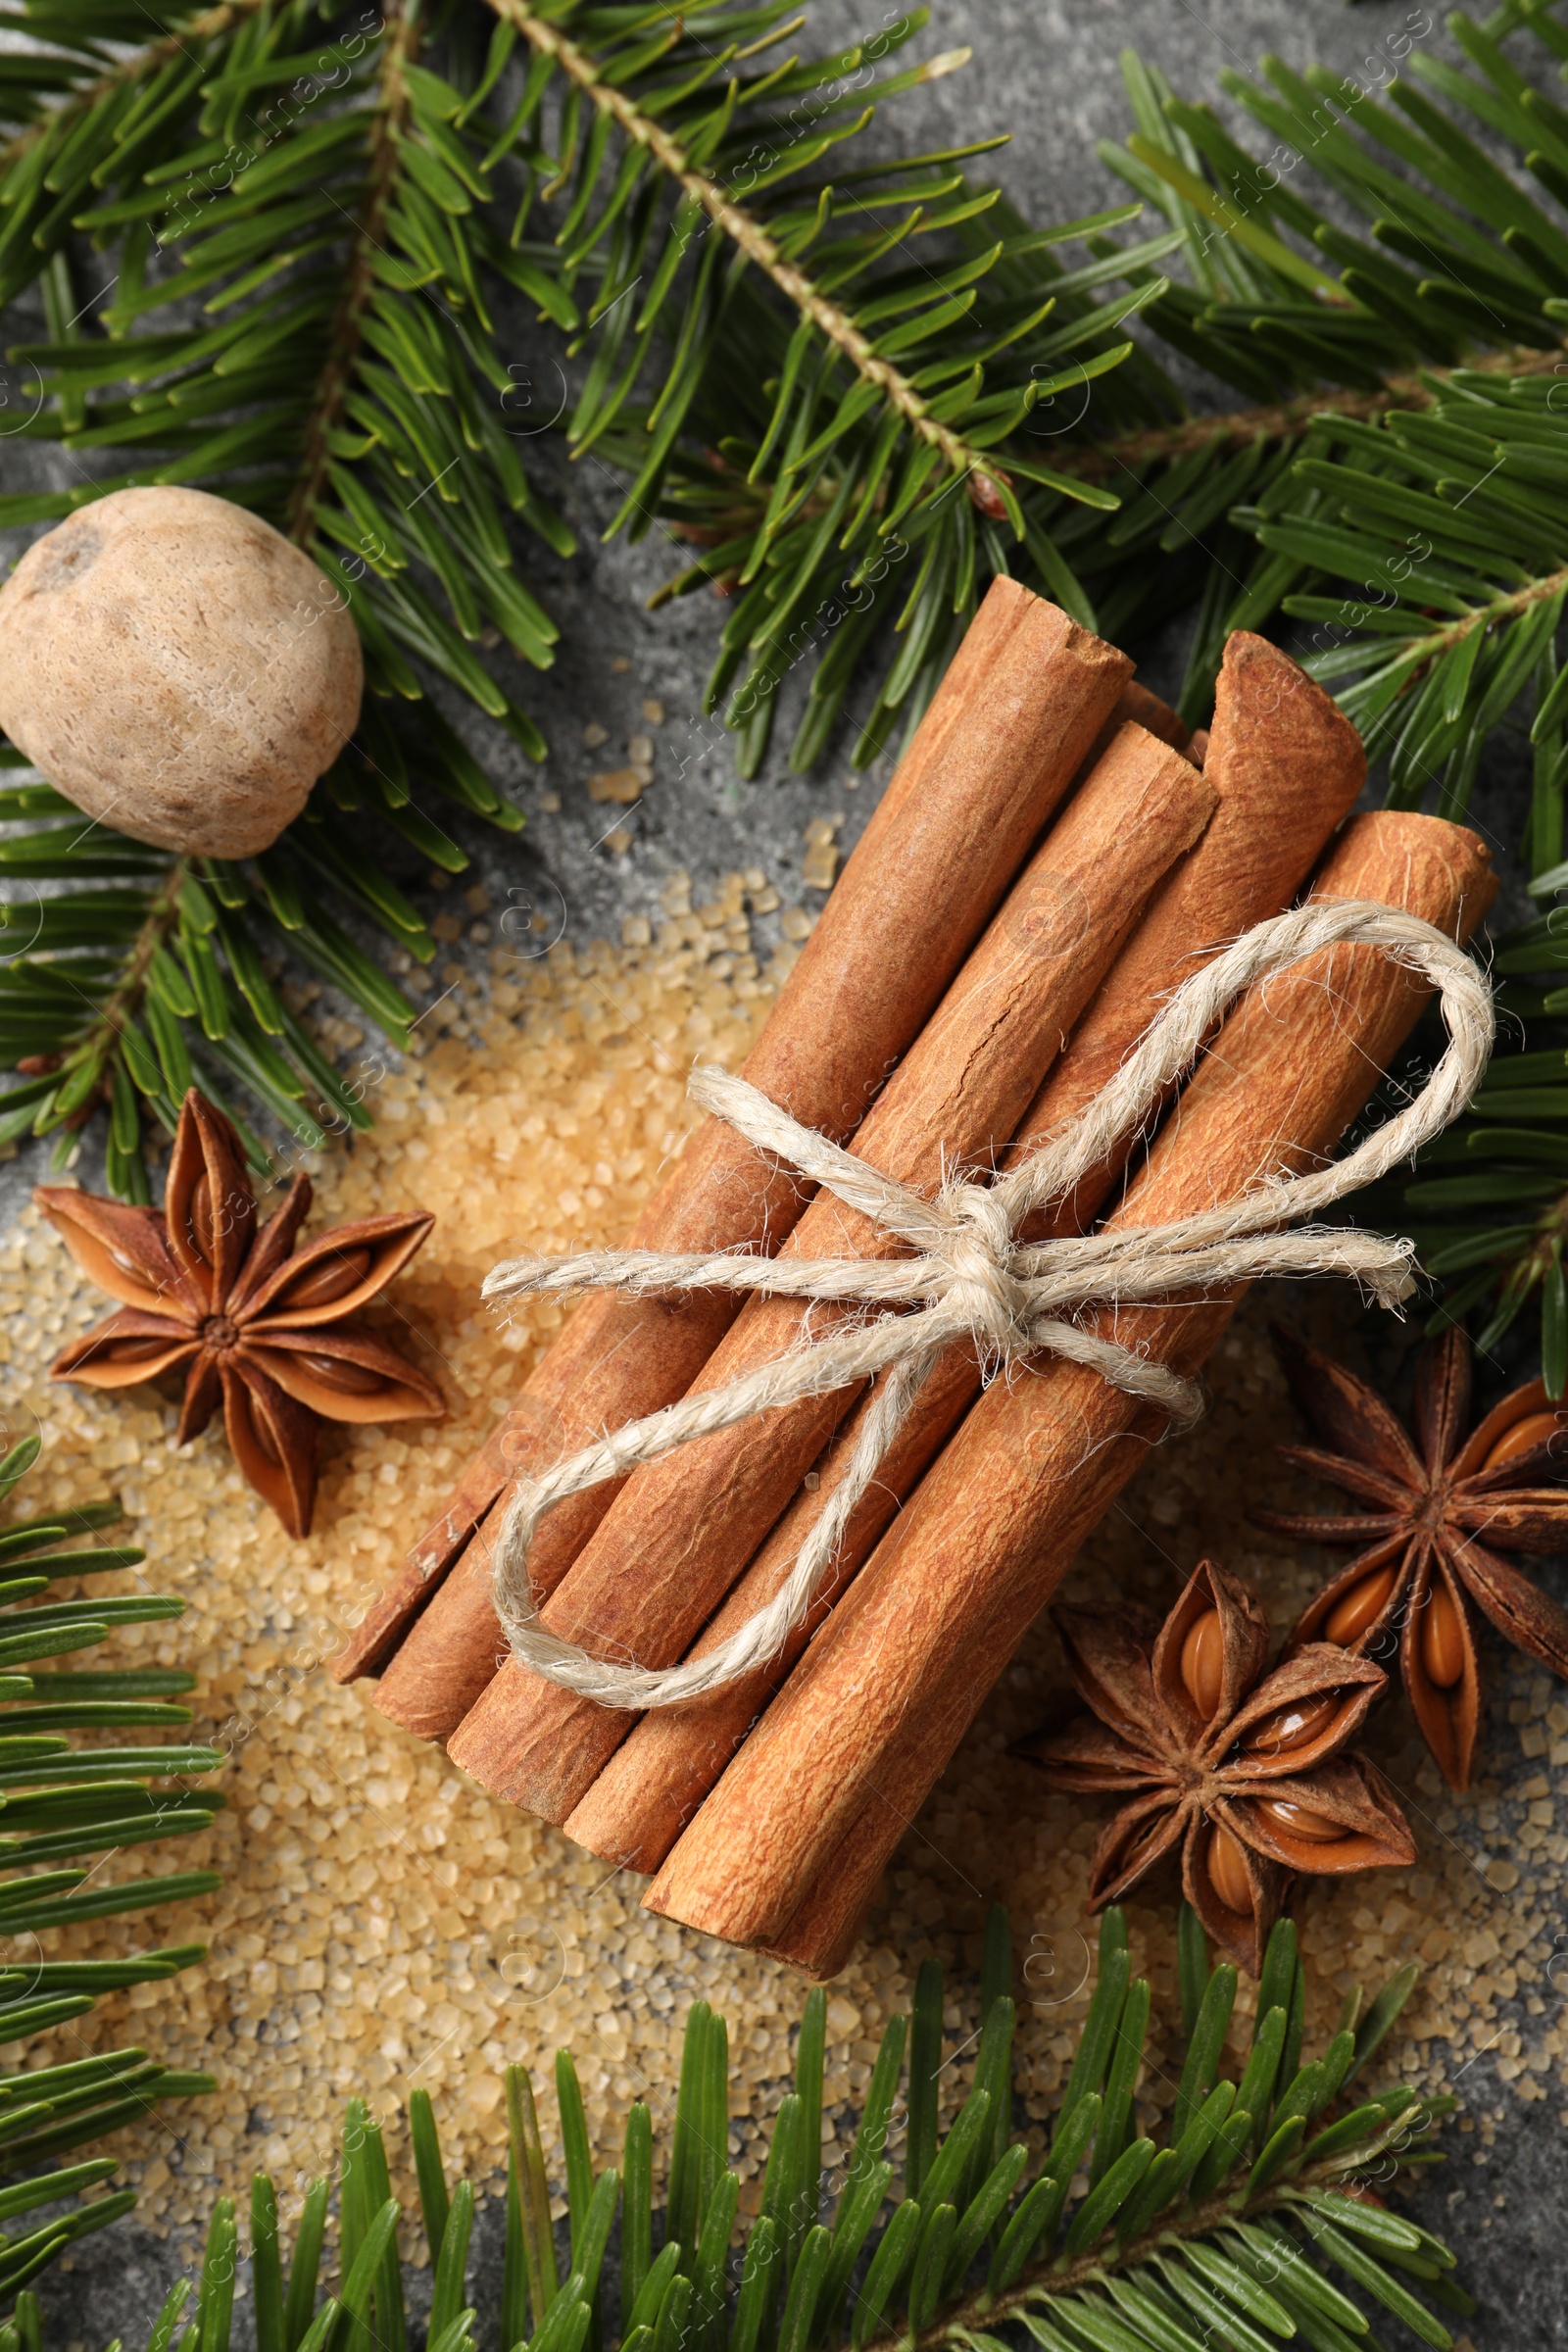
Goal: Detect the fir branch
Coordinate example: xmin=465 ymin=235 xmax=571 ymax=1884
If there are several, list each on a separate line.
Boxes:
xmin=0 ymin=1434 xmax=220 ymax=2302
xmin=1375 ymin=912 xmax=1568 ymax=1392
xmin=286 ymin=0 xmax=420 ymax=542
xmin=487 ymin=0 xmax=982 ymax=478
xmin=0 ymin=0 xmax=270 ymax=228
xmin=924 ymin=2160 xmax=1433 ymax=2352
xmin=50 ymin=858 xmax=191 ymax=1199
xmin=1054 ymin=340 xmax=1568 ymax=483
xmin=0 ymin=0 xmax=562 ymax=1192
xmin=1249 ymin=373 xmax=1568 ymax=831
xmin=0 ymin=0 xmax=1172 ymax=1183
xmin=1074 ymin=10 xmax=1568 ymax=1374
xmin=0 ymin=1900 xmax=1467 ymax=2350
xmin=1044 ymin=22 xmax=1568 ymax=707
xmin=11 ymin=0 xmax=1568 ymax=1235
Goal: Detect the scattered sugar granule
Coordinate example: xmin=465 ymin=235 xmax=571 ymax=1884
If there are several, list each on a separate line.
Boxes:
xmin=802 ymin=813 xmax=844 ymax=892
xmin=587 ymin=769 xmax=645 ymax=806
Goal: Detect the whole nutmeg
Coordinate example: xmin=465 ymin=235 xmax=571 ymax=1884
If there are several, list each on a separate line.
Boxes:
xmin=0 ymin=486 xmax=363 ymax=858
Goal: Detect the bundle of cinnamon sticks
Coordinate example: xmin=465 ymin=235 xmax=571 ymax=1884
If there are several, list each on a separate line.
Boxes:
xmin=336 ymin=581 xmax=1495 ymax=1976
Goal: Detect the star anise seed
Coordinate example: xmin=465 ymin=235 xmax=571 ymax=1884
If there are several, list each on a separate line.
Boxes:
xmin=1019 ymin=1558 xmax=1415 ymax=1975
xmin=1254 ymin=1326 xmax=1568 ymax=1793
xmin=36 ymin=1090 xmax=444 ymax=1539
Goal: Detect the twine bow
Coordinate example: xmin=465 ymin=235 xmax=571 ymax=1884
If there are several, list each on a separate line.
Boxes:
xmin=481 ymin=899 xmax=1494 ymax=1711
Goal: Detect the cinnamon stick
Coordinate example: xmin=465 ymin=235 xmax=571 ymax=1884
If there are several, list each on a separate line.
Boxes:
xmin=445 ymin=726 xmax=1216 ymax=1813
xmin=645 ymin=808 xmax=1496 ymax=1966
xmin=563 ymin=634 xmax=1363 ymax=1871
xmin=332 ymin=581 xmax=1131 ymax=1708
xmin=562 ymin=1351 xmax=979 ymax=1870
xmin=369 ymin=662 xmax=1178 ymax=1744
xmin=1111 ymin=678 xmax=1191 ymax=754
xmin=362 ymin=671 xmax=1184 ymax=1735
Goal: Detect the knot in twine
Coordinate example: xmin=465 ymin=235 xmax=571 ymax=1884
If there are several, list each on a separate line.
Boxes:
xmin=939 ymin=1184 xmax=1034 ymax=1355
xmin=481 ymin=898 xmax=1494 ymax=1711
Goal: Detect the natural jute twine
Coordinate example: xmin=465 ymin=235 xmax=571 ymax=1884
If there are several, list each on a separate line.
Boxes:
xmin=481 ymin=899 xmax=1494 ymax=1710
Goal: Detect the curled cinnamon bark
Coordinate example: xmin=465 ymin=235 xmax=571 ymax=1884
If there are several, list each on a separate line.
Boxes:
xmin=334 ymin=580 xmax=1131 ymax=1709
xmin=564 ymin=634 xmax=1365 ymax=1871
xmin=646 ymin=808 xmax=1494 ymax=1972
xmin=446 ymin=723 xmax=1216 ymax=1815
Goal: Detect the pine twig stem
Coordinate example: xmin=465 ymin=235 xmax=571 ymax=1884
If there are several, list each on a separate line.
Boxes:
xmin=1506 ymin=1189 xmax=1568 ymax=1301
xmin=286 ymin=0 xmax=421 ymax=546
xmin=484 ymin=0 xmax=986 ymax=484
xmin=1058 ymin=342 xmax=1566 ymax=483
xmin=0 ymin=0 xmax=267 ymax=173
xmin=71 ymin=858 xmax=188 ymax=1101
xmin=1399 ymin=563 xmax=1568 ymax=675
xmin=898 ymin=2163 xmax=1367 ymax=2352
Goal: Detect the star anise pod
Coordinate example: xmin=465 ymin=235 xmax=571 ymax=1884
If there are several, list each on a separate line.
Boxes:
xmin=35 ymin=1090 xmax=444 ymax=1539
xmin=1019 ymin=1559 xmax=1414 ymax=1974
xmin=1254 ymin=1326 xmax=1568 ymax=1794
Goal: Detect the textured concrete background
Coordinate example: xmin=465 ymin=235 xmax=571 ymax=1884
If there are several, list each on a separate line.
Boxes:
xmin=6 ymin=0 xmax=1565 ymax=2342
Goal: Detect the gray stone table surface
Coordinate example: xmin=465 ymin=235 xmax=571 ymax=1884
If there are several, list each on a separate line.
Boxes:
xmin=3 ymin=0 xmax=1564 ymax=2343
